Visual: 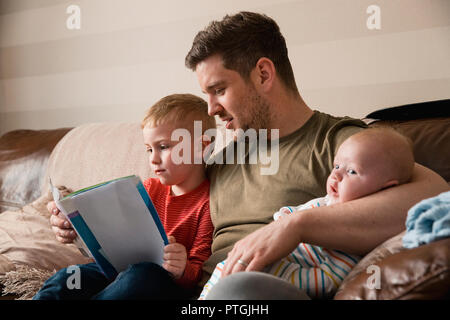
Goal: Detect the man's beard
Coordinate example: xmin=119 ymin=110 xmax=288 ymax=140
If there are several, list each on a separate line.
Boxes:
xmin=239 ymin=87 xmax=272 ymax=132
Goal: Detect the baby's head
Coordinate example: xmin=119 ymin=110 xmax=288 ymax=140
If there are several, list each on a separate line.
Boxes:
xmin=326 ymin=127 xmax=414 ymax=205
xmin=141 ymin=94 xmax=216 ymax=187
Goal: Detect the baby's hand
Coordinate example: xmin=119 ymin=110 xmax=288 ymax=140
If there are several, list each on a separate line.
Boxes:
xmin=273 ymin=207 xmax=292 ymax=221
xmin=163 ymin=236 xmax=187 ymax=279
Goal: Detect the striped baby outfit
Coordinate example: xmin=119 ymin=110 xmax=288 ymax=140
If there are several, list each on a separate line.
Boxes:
xmin=199 ymin=196 xmax=360 ymax=300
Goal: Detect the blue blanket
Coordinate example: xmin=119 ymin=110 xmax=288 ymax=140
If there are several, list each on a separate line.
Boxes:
xmin=402 ymin=191 xmax=450 ymax=248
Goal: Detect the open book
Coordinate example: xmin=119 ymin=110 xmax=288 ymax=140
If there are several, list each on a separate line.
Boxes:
xmin=50 ymin=175 xmax=168 ymax=279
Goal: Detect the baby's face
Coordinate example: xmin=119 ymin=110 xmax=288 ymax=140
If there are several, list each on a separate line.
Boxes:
xmin=326 ymin=137 xmax=395 ymax=204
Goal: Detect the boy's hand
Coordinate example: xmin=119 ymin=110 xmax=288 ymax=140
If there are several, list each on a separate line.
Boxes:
xmin=47 ymin=200 xmax=77 ymax=244
xmin=163 ymin=236 xmax=187 ymax=279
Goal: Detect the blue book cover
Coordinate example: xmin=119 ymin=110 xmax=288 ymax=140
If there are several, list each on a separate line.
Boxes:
xmin=51 ymin=175 xmax=168 ymax=279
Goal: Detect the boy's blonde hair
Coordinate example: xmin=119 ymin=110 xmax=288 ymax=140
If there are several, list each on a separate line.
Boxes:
xmin=141 ymin=93 xmax=216 ymax=134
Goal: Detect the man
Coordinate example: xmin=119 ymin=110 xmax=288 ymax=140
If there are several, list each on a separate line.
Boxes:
xmin=184 ymin=11 xmax=448 ymax=299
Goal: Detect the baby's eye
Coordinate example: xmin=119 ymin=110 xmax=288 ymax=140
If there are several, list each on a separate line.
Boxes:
xmin=347 ymin=169 xmax=357 ymax=175
xmin=334 ymin=164 xmax=340 ymax=170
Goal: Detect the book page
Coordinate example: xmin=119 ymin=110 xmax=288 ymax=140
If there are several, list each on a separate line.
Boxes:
xmin=72 ymin=178 xmax=165 ymax=272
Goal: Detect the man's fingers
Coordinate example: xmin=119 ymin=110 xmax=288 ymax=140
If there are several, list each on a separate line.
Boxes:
xmin=222 ymin=246 xmax=245 ymax=277
xmin=246 ymin=257 xmax=266 ymax=272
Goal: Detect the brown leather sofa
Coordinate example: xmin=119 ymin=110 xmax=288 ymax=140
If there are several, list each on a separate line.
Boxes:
xmin=0 ymin=101 xmax=449 ymax=299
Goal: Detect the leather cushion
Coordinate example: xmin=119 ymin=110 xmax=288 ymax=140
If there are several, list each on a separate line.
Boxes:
xmin=369 ymin=117 xmax=450 ymax=182
xmin=0 ymin=128 xmax=72 ymax=212
xmin=334 ymin=237 xmax=450 ymax=300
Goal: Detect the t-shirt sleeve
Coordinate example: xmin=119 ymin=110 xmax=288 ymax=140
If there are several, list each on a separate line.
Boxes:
xmin=176 ymin=202 xmax=213 ymax=288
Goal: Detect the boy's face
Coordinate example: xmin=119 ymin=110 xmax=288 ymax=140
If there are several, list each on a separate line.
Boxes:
xmin=195 ymin=54 xmax=271 ymax=132
xmin=142 ymin=122 xmax=198 ymax=187
xmin=326 ymin=136 xmax=395 ymax=204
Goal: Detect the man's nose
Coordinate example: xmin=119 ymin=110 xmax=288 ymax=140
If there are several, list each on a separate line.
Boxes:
xmin=207 ymin=96 xmax=223 ymax=116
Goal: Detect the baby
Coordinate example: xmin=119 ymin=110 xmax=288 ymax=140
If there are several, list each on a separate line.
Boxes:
xmin=200 ymin=127 xmax=415 ymax=299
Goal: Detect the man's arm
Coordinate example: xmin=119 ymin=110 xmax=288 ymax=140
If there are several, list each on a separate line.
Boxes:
xmin=222 ymin=163 xmax=449 ymax=276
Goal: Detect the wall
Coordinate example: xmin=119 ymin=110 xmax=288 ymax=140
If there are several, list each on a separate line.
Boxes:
xmin=1 ymin=0 xmax=449 ymax=135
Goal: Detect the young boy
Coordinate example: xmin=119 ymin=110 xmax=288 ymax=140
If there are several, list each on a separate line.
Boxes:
xmin=34 ymin=93 xmax=216 ymax=300
xmin=200 ymin=127 xmax=415 ymax=299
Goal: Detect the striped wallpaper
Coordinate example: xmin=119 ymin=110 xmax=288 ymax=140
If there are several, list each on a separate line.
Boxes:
xmin=0 ymin=0 xmax=449 ymax=135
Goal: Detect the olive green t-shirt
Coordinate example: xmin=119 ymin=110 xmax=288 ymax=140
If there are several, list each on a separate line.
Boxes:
xmin=203 ymin=111 xmax=366 ymax=282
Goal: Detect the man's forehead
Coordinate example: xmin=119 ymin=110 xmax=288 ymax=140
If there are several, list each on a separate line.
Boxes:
xmin=195 ymin=56 xmax=241 ymax=91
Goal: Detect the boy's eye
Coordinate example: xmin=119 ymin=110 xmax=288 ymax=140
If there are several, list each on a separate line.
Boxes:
xmin=146 ymin=148 xmax=152 ymax=153
xmin=347 ymin=169 xmax=357 ymax=175
xmin=160 ymin=145 xmax=169 ymax=150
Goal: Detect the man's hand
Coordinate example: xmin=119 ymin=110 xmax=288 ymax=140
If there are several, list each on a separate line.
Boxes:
xmin=47 ymin=200 xmax=77 ymax=244
xmin=163 ymin=236 xmax=187 ymax=279
xmin=222 ymin=215 xmax=301 ymax=277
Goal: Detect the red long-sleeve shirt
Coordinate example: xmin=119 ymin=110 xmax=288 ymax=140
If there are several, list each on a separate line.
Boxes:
xmin=143 ymin=178 xmax=213 ymax=288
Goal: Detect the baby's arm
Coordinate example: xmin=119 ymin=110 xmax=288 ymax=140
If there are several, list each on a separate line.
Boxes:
xmin=273 ymin=196 xmax=328 ymax=221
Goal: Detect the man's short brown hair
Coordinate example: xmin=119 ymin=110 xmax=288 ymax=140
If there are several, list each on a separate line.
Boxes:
xmin=185 ymin=11 xmax=298 ymax=93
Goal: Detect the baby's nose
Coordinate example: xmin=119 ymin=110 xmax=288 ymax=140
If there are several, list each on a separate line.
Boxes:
xmin=334 ymin=171 xmax=343 ymax=181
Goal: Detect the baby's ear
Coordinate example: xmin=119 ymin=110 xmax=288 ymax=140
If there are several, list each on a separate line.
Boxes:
xmin=382 ymin=179 xmax=399 ymax=189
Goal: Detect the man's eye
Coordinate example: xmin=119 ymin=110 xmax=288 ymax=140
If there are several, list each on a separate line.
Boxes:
xmin=146 ymin=148 xmax=152 ymax=153
xmin=347 ymin=169 xmax=357 ymax=175
xmin=215 ymin=88 xmax=225 ymax=95
xmin=160 ymin=145 xmax=169 ymax=150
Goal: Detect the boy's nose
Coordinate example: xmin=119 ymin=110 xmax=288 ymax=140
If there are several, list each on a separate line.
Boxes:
xmin=150 ymin=153 xmax=161 ymax=164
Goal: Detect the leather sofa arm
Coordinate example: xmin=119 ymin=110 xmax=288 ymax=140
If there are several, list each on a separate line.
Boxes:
xmin=0 ymin=128 xmax=72 ymax=213
xmin=334 ymin=237 xmax=450 ymax=300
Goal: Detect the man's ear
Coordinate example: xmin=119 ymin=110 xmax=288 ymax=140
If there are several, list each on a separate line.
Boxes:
xmin=382 ymin=179 xmax=399 ymax=189
xmin=253 ymin=57 xmax=275 ymax=91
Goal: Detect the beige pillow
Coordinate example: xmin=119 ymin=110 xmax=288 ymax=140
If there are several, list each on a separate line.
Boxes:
xmin=0 ymin=188 xmax=92 ymax=278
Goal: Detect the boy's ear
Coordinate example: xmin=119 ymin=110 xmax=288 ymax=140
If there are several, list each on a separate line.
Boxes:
xmin=382 ymin=179 xmax=399 ymax=189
